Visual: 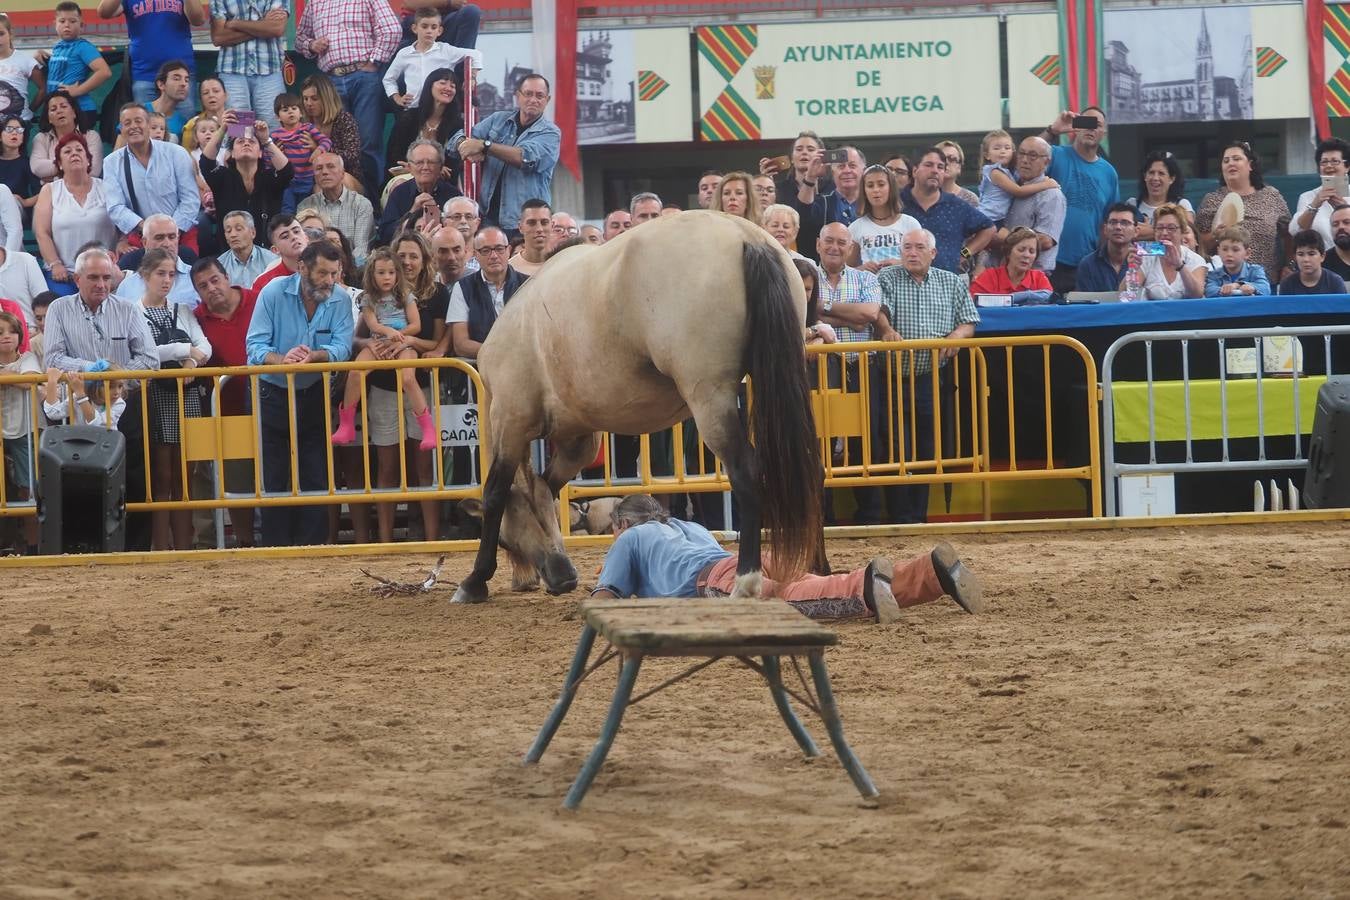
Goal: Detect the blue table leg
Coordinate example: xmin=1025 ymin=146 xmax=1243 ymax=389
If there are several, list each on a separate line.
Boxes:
xmin=563 ymin=653 xmax=643 ymax=810
xmin=763 ymin=655 xmax=819 ymax=758
xmin=524 ymin=623 xmax=597 ymax=765
xmin=808 ymin=650 xmax=879 ymax=799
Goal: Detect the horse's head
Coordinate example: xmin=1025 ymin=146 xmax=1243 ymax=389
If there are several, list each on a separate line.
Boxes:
xmin=459 ymin=469 xmax=578 ymax=595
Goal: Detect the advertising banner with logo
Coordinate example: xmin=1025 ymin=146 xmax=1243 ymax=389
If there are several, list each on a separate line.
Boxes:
xmin=695 ymin=18 xmax=1001 ymax=141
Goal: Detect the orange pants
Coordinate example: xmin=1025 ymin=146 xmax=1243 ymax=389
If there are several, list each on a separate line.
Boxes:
xmin=702 ymin=552 xmax=943 ymax=618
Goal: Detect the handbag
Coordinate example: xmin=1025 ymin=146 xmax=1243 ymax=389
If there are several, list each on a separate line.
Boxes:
xmin=148 ymin=305 xmax=193 ymax=370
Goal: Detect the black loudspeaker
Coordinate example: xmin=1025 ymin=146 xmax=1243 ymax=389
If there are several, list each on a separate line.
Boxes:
xmin=37 ymin=426 xmax=127 ymax=555
xmin=1304 ymin=377 xmax=1350 ymax=510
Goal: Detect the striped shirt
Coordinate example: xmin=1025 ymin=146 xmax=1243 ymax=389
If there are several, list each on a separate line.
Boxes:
xmin=876 ymin=265 xmax=980 ymax=375
xmin=211 ymin=0 xmax=287 ymax=77
xmin=43 ymin=293 xmax=160 ymax=374
xmin=270 ymin=123 xmax=332 ymax=180
xmin=817 ymin=264 xmax=880 ymax=344
xmin=296 ymin=0 xmax=402 ymax=70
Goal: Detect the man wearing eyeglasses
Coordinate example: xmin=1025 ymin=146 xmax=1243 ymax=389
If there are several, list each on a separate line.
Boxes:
xmin=548 ymin=212 xmax=579 ymax=250
xmin=1042 ymin=106 xmax=1120 ymax=293
xmin=1001 ymin=136 xmax=1066 ymax=274
xmin=446 ymin=226 xmax=528 ymax=359
xmin=449 ymin=73 xmax=561 ymax=236
xmin=1073 ymin=203 xmax=1137 ymax=293
xmin=377 ymin=139 xmax=461 ymax=245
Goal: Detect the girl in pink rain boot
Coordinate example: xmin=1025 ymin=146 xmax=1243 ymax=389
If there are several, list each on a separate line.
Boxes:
xmin=331 ymin=248 xmax=437 ymax=451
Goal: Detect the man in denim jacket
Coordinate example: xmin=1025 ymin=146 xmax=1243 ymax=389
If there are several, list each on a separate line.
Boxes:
xmin=447 ymin=73 xmax=560 ymax=235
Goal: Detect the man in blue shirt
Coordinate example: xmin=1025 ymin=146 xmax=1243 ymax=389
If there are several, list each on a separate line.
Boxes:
xmin=1073 ymin=203 xmax=1137 ymax=294
xmin=589 ymin=495 xmax=983 ymax=621
xmin=104 ymin=104 xmax=201 ymax=253
xmin=96 ymin=0 xmax=205 ymax=113
xmin=900 ymin=148 xmax=995 ymax=274
xmin=1041 ymin=107 xmax=1121 ymax=293
xmin=245 ymin=240 xmax=354 ymax=546
xmin=449 ymin=74 xmax=560 ymax=235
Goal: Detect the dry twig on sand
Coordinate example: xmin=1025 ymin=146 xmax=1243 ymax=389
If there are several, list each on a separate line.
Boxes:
xmin=360 ymin=556 xmax=449 ymax=598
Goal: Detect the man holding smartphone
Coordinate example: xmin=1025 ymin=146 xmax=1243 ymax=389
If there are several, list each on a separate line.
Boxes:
xmin=1041 ymin=107 xmax=1120 ymax=294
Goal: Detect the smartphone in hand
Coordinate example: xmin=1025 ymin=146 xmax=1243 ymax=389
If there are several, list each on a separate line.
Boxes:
xmin=227 ymin=110 xmax=256 ymax=139
xmin=824 ymin=148 xmax=849 ymax=165
xmin=1071 ymin=114 xmax=1100 ymax=130
xmin=1134 ymin=241 xmax=1167 ymax=256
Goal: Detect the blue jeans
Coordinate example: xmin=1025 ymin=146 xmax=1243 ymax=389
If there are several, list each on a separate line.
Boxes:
xmin=331 ymin=69 xmax=386 ymax=196
xmin=132 ymin=76 xmax=198 ymax=115
xmin=216 ymin=71 xmax=286 ymax=130
xmin=400 ymin=4 xmax=480 ymax=48
xmin=259 ymin=380 xmax=329 ymax=547
xmin=280 ymin=174 xmax=315 ymax=214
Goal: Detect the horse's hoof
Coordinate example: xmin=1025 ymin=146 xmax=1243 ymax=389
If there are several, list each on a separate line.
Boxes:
xmin=451 ymin=583 xmax=489 ymax=604
xmin=729 ymin=571 xmax=765 ymax=600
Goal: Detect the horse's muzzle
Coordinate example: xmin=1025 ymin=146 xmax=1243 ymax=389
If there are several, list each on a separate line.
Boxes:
xmin=541 ymin=552 xmax=579 ymax=595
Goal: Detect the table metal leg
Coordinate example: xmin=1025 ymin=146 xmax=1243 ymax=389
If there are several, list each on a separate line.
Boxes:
xmin=524 ymin=623 xmax=597 ymax=765
xmin=763 ymin=655 xmax=819 ymax=758
xmin=563 ymin=653 xmax=642 ymax=810
xmin=808 ymin=651 xmax=879 ymax=799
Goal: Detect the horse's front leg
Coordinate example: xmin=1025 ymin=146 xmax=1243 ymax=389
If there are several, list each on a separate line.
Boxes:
xmin=452 ymin=458 xmax=518 ymax=604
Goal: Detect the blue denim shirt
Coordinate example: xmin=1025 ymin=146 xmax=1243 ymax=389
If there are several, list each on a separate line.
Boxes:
xmin=246 ymin=273 xmax=354 ymax=387
xmin=1204 ymin=261 xmax=1271 ymax=297
xmin=448 ymin=111 xmax=561 ymax=230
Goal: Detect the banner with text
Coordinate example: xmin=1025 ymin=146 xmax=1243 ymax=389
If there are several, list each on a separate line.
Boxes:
xmin=696 ymin=18 xmax=1001 ymax=141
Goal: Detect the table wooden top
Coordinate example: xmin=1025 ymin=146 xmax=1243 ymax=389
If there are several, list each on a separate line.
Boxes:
xmin=582 ymin=598 xmax=838 ymax=654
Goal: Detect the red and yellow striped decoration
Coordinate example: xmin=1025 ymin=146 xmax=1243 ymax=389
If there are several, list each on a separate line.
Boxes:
xmin=697 ymin=25 xmax=758 ymax=82
xmin=1031 ymin=54 xmax=1061 ymax=86
xmin=1326 ymin=3 xmax=1350 ymax=118
xmin=700 ymin=85 xmax=760 ymax=142
xmin=637 ymin=70 xmax=669 ymax=102
xmin=1254 ymin=47 xmax=1287 ymax=77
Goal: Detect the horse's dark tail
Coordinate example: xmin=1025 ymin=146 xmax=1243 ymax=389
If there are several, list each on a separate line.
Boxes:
xmin=741 ymin=240 xmax=823 ymax=582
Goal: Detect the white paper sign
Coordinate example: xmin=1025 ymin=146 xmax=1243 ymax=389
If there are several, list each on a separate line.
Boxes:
xmin=439 ymin=403 xmax=479 ymax=447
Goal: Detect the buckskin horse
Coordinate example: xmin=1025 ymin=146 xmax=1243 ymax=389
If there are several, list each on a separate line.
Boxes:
xmin=451 ymin=210 xmax=822 ymax=604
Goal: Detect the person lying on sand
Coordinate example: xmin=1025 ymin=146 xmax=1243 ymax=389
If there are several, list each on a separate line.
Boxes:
xmin=590 ymin=494 xmax=982 ymax=622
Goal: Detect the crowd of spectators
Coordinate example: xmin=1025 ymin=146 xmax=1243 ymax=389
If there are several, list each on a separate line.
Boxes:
xmin=0 ymin=1 xmax=1343 ymax=552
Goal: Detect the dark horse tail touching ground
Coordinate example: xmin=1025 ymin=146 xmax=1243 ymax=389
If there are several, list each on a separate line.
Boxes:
xmin=451 ymin=211 xmax=823 ymax=603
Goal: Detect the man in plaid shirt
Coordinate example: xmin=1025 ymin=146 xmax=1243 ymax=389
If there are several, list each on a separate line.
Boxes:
xmin=815 ymin=222 xmax=882 ymax=343
xmin=871 ymin=228 xmax=980 ymax=524
xmin=296 ymin=0 xmax=403 ymax=195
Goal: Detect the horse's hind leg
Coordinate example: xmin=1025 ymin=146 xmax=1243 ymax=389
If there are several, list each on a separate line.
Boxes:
xmin=452 ymin=457 xmax=519 ymax=604
xmin=692 ymin=393 xmax=763 ymax=599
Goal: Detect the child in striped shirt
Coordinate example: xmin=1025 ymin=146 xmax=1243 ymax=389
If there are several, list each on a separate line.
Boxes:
xmin=272 ymin=93 xmax=332 ymax=214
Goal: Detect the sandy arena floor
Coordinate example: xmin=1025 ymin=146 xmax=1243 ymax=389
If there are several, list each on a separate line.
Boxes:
xmin=2 ymin=523 xmax=1349 ymax=898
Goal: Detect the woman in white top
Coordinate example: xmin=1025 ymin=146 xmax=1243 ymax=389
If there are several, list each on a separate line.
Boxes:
xmin=1128 ymin=151 xmax=1194 ymax=240
xmin=137 ymin=248 xmax=212 ymax=551
xmin=32 ymin=131 xmax=116 ymax=294
xmin=847 ymin=164 xmax=920 ymax=273
xmin=29 ymin=90 xmax=103 ymax=181
xmin=1139 ymin=203 xmax=1207 ymax=300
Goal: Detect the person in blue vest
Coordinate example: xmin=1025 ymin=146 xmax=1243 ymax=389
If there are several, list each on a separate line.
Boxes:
xmin=444 ymin=225 xmax=527 ymax=358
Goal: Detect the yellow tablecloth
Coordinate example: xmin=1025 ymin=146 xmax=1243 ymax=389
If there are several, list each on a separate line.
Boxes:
xmin=1111 ymin=376 xmax=1326 ymax=443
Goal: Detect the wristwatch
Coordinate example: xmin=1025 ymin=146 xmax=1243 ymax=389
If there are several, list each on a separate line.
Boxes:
xmin=482 ymin=139 xmax=493 ymax=151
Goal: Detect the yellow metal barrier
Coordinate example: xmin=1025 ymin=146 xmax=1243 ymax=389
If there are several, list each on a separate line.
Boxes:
xmin=0 ymin=335 xmax=1100 ymax=554
xmin=808 ymin=336 xmax=1102 ymax=519
xmin=0 ymin=358 xmax=490 ymax=523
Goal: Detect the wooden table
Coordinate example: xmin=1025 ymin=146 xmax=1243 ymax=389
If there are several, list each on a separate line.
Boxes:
xmin=525 ymin=598 xmax=879 ymax=809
